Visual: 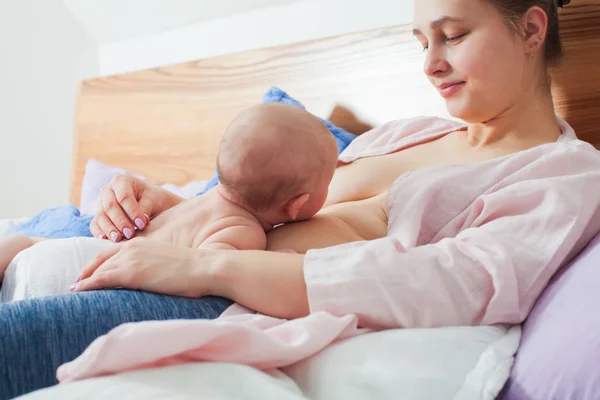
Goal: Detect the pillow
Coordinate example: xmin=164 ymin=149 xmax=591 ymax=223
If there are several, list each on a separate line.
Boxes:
xmin=283 ymin=325 xmax=520 ymax=400
xmin=501 ymin=231 xmax=600 ymax=399
xmin=79 ymin=159 xmax=208 ymax=216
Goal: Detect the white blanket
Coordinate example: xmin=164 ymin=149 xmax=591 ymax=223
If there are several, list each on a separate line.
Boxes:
xmin=2 ymin=235 xmax=520 ymax=400
xmin=18 ymin=321 xmax=519 ymax=399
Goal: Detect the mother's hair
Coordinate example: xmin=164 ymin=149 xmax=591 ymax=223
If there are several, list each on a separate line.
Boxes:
xmin=488 ymin=0 xmax=569 ymax=66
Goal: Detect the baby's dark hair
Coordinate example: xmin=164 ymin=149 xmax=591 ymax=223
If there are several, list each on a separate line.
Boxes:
xmin=488 ymin=0 xmax=567 ymax=66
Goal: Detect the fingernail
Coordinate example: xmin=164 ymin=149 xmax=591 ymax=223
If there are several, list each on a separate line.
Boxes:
xmin=97 ymin=234 xmax=106 ymax=240
xmin=134 ymin=218 xmax=145 ymax=230
xmin=70 ymin=284 xmax=76 ymax=292
xmin=144 ymin=213 xmax=150 ymax=221
xmin=110 ymin=231 xmax=119 ymax=242
xmin=123 ymin=227 xmax=133 ymax=240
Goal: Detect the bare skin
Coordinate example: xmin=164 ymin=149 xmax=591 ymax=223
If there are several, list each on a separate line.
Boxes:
xmin=0 ymin=236 xmax=46 ymax=281
xmin=76 ymin=0 xmax=563 ymax=321
xmin=0 ymin=104 xmax=336 ymax=275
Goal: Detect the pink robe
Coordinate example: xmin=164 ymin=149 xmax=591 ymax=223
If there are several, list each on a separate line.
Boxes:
xmin=57 ymin=116 xmax=600 ymax=383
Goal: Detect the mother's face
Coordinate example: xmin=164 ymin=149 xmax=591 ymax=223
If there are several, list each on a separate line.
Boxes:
xmin=413 ymin=0 xmax=528 ymax=123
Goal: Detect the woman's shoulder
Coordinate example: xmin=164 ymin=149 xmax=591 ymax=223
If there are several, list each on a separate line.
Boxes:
xmin=549 ymin=120 xmax=600 ymax=168
xmin=492 ymin=135 xmax=600 ymax=196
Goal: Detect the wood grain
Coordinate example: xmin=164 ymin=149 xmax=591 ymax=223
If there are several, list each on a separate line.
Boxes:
xmin=70 ymin=0 xmax=600 ymax=206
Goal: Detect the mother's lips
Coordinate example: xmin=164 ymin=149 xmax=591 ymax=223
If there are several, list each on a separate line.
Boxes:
xmin=437 ymin=81 xmax=465 ymax=98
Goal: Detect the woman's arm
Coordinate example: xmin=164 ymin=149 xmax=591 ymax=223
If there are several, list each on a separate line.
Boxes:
xmin=75 ymin=165 xmax=599 ymax=325
xmin=74 ymin=239 xmax=310 ymax=319
xmin=77 ymin=148 xmax=600 ymax=327
xmin=215 ymin=153 xmax=600 ymax=326
xmin=212 ymin=250 xmax=309 ymax=319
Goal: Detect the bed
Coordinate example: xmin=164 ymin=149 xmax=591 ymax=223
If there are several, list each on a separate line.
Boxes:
xmin=8 ymin=1 xmax=600 ymax=399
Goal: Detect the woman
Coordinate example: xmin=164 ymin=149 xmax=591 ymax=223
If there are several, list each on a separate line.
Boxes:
xmin=2 ymin=0 xmax=598 ymax=398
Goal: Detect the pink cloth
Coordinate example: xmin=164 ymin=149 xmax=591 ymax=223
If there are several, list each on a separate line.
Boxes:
xmin=57 ymin=116 xmax=600 ymax=383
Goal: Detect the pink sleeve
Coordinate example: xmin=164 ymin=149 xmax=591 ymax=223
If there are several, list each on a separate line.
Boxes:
xmin=304 ymin=148 xmax=600 ymax=330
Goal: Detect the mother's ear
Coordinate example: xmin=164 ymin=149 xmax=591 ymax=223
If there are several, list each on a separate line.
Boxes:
xmin=518 ymin=6 xmax=549 ymax=55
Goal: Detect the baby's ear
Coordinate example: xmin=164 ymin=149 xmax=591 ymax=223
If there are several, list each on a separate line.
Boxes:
xmin=285 ymin=193 xmax=311 ymax=221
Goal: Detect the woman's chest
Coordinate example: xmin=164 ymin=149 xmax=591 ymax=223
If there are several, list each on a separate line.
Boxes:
xmin=327 ymin=132 xmax=484 ymax=206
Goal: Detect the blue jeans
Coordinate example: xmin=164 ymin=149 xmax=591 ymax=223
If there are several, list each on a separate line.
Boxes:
xmin=0 ymin=290 xmax=232 ymax=399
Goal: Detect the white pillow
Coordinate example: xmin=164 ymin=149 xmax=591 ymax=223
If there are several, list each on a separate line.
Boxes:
xmin=283 ymin=324 xmax=520 ymax=400
xmin=79 ymin=159 xmax=208 ymax=215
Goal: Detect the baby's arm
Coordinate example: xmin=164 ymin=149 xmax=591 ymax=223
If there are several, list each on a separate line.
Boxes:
xmin=200 ymin=223 xmax=267 ymax=251
xmin=0 ymin=235 xmax=41 ymax=280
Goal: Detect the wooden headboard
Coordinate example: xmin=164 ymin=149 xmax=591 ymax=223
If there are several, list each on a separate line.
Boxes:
xmin=70 ymin=0 xmax=600 ymax=206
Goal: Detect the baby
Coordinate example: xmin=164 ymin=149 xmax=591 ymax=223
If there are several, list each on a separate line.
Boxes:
xmin=0 ymin=103 xmax=339 ymax=286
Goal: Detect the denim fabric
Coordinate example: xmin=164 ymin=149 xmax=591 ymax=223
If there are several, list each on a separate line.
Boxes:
xmin=0 ymin=290 xmax=232 ymax=399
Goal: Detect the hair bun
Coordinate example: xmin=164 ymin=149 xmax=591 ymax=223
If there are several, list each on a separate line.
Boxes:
xmin=555 ymin=0 xmax=571 ymax=7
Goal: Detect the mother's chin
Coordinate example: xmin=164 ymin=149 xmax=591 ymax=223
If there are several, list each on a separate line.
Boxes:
xmin=442 ymin=91 xmax=500 ymax=124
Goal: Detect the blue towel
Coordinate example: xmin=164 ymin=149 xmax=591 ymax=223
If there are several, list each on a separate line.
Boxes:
xmin=15 ymin=87 xmax=358 ymax=238
xmin=15 ymin=205 xmax=94 ymax=238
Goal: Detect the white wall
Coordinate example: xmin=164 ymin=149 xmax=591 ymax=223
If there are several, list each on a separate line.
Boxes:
xmin=99 ymin=0 xmax=414 ymax=77
xmin=64 ymin=0 xmax=302 ymax=44
xmin=0 ymin=0 xmax=98 ymax=218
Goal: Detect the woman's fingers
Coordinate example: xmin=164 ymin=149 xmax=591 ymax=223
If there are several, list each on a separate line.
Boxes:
xmin=90 ymin=175 xmax=153 ymax=242
xmin=77 ymin=244 xmax=120 ymax=281
xmin=73 ymin=270 xmax=123 ymax=292
xmin=101 ymin=185 xmax=136 ymax=240
xmin=111 ymin=176 xmax=150 ymax=232
xmin=94 ymin=212 xmax=122 ymax=243
xmin=89 ymin=218 xmax=106 ymax=240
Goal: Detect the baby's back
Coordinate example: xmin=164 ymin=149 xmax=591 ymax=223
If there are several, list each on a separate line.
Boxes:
xmin=138 ymin=189 xmax=266 ymax=250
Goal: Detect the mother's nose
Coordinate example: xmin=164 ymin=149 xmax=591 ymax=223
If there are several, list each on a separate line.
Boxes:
xmin=423 ymin=46 xmax=450 ymax=77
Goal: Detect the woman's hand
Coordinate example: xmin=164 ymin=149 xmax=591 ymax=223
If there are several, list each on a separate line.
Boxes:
xmin=90 ymin=175 xmax=185 ymax=243
xmin=72 ymin=238 xmax=215 ymax=298
xmin=72 ymin=237 xmax=309 ymax=319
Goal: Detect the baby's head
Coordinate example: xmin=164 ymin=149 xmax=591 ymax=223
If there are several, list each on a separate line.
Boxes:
xmin=216 ymin=103 xmax=338 ymax=226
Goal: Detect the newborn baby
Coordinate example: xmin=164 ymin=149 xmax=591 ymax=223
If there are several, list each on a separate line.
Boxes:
xmin=0 ymin=103 xmax=339 ymax=297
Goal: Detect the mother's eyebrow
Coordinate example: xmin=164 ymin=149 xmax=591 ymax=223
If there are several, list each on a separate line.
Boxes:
xmin=413 ymin=16 xmax=465 ymax=35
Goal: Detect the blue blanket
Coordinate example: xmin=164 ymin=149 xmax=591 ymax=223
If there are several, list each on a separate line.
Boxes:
xmin=15 ymin=205 xmax=94 ymax=238
xmin=14 ymin=87 xmax=357 ymax=239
